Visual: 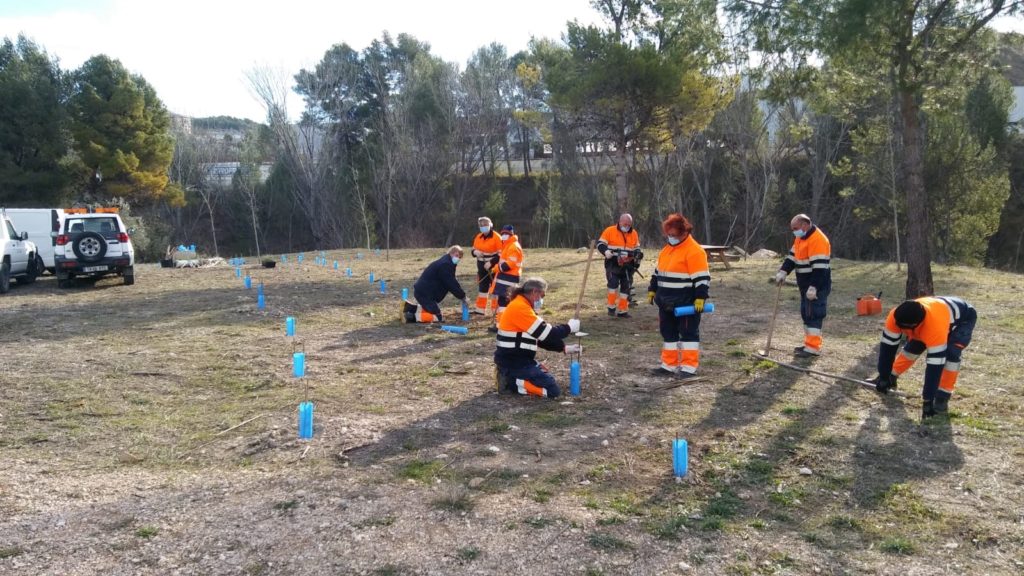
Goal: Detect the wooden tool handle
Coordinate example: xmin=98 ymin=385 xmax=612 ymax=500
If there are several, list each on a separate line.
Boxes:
xmin=574 ymin=240 xmax=597 ymax=319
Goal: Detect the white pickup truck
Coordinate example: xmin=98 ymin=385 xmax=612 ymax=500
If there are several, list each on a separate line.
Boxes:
xmin=0 ymin=210 xmax=42 ymax=293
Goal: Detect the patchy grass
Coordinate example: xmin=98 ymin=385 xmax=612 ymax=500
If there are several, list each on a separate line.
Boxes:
xmin=1 ymin=254 xmax=1021 ymax=574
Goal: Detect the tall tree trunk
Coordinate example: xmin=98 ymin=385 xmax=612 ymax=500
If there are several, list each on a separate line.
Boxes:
xmin=898 ymin=89 xmax=933 ymax=298
xmin=615 ymin=141 xmax=628 ymax=214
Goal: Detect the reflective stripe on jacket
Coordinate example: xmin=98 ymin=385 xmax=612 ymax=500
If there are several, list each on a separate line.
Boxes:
xmin=498 ymin=234 xmax=524 ymax=276
xmin=878 ymin=296 xmax=974 ymax=390
xmin=780 ymin=225 xmax=831 ymax=290
xmin=494 ymin=294 xmax=570 ymax=369
xmin=648 ymin=234 xmax=709 ymax=308
xmin=473 ymin=231 xmax=502 ymax=261
xmin=597 ymin=225 xmax=640 ymax=256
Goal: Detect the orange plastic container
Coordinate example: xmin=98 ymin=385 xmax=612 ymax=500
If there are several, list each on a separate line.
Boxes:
xmin=857 ymin=294 xmax=882 ymax=316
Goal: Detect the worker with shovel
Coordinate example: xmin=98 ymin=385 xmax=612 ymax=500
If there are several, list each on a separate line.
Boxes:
xmin=493 ymin=277 xmax=581 ymax=398
xmin=470 ymin=216 xmax=502 ymax=315
xmin=402 ymin=246 xmax=469 ymax=323
xmin=647 ymin=213 xmax=710 ymax=379
xmin=868 ymin=297 xmax=977 ymax=420
xmin=597 ymin=213 xmax=641 ymax=318
xmin=489 ymin=224 xmax=524 ymax=331
xmin=774 ymin=214 xmax=832 ymax=358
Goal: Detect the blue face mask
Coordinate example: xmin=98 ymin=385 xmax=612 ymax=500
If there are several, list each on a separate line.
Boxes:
xmin=480 ymin=226 xmax=490 ymax=234
xmin=451 ymin=256 xmax=460 ymax=265
xmin=534 ymin=298 xmax=543 ymax=311
xmin=793 ymin=229 xmax=806 ymax=238
xmin=666 ymin=236 xmax=681 ymax=246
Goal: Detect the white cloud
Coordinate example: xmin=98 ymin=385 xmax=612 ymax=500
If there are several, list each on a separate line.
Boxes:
xmin=1 ymin=0 xmax=602 ymax=122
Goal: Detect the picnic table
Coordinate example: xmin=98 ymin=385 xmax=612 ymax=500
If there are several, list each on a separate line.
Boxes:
xmin=701 ymin=245 xmax=735 ymax=269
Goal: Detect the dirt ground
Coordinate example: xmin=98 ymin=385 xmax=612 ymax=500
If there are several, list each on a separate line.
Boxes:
xmin=1 ymin=248 xmax=1022 ymax=576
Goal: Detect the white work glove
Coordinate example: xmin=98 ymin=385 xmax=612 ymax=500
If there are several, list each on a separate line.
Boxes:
xmin=564 ymin=343 xmax=582 ymax=354
xmin=567 ymin=318 xmax=581 ymax=333
xmin=774 ymin=270 xmax=787 ymax=285
xmin=806 ymin=286 xmax=817 ymax=301
xmin=484 ymin=261 xmax=492 ymax=270
xmin=604 ymin=250 xmax=615 ymax=259
xmin=471 ymin=249 xmax=480 ymax=258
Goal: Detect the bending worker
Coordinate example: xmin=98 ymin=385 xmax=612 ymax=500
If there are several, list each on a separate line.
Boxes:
xmin=597 ymin=213 xmax=641 ymax=318
xmin=470 ymin=216 xmax=502 ymax=314
xmin=402 ymin=246 xmax=469 ymax=323
xmin=647 ymin=213 xmax=709 ymax=379
xmin=869 ymin=297 xmax=977 ymax=420
xmin=494 ymin=277 xmax=581 ymax=398
xmin=774 ymin=213 xmax=832 ymax=358
xmin=490 ymin=224 xmax=524 ymax=329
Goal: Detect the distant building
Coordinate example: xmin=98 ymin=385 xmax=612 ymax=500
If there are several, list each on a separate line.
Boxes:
xmin=170 ymin=114 xmax=193 ymax=135
xmin=201 ymin=162 xmax=273 ymax=188
xmin=1009 ymin=86 xmax=1024 ymax=127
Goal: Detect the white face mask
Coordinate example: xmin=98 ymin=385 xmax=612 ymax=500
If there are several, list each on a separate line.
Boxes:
xmin=480 ymin=226 xmax=490 ymax=234
xmin=619 ymin=226 xmax=630 ymax=233
xmin=533 ymin=298 xmax=543 ymax=311
xmin=793 ymin=229 xmax=806 ymax=238
xmin=451 ymin=256 xmax=460 ymax=265
xmin=666 ymin=236 xmax=681 ymax=246
xmin=500 ymin=234 xmax=510 ymax=242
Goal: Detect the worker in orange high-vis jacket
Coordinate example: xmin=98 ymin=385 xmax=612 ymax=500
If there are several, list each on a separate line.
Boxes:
xmin=494 ymin=277 xmax=581 ymax=398
xmin=488 ymin=224 xmax=524 ymax=331
xmin=402 ymin=246 xmax=469 ymax=323
xmin=470 ymin=216 xmax=502 ymax=314
xmin=597 ymin=213 xmax=641 ymax=318
xmin=868 ymin=297 xmax=977 ymax=420
xmin=647 ymin=213 xmax=710 ymax=379
xmin=774 ymin=214 xmax=832 ymax=358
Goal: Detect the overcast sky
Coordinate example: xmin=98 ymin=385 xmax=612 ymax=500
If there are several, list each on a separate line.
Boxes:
xmin=0 ymin=0 xmax=603 ymax=122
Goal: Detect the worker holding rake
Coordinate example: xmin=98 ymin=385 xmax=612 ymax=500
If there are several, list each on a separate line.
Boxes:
xmin=470 ymin=216 xmax=502 ymax=314
xmin=774 ymin=213 xmax=832 ymax=358
xmin=868 ymin=297 xmax=977 ymax=420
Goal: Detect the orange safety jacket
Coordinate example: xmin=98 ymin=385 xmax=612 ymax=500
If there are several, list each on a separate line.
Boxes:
xmin=780 ymin=225 xmax=831 ymax=291
xmin=878 ymin=296 xmax=973 ymax=390
xmin=472 ymin=231 xmax=502 ymax=265
xmin=498 ymin=234 xmax=523 ymax=277
xmin=597 ymin=225 xmax=640 ymax=265
xmin=648 ymin=234 xmax=709 ymax=308
xmin=494 ymin=294 xmax=571 ymax=369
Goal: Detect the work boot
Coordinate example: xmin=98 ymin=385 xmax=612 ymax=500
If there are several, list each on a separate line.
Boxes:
xmin=677 ymin=371 xmax=700 ymax=381
xmin=649 ymin=367 xmax=676 ymax=377
xmin=616 ymin=312 xmax=631 ymax=319
xmin=607 ymin=308 xmax=616 ymax=317
xmin=487 ymin=325 xmax=498 ymax=333
xmin=793 ymin=347 xmax=819 ymax=359
xmin=934 ymin=395 xmax=950 ymax=415
xmin=921 ymin=399 xmax=937 ymax=420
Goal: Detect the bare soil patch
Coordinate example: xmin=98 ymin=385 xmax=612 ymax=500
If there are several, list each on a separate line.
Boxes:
xmin=1 ymin=249 xmax=1022 ymax=575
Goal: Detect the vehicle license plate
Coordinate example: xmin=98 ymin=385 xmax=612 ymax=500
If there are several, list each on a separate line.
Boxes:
xmin=82 ymin=265 xmax=108 ymax=273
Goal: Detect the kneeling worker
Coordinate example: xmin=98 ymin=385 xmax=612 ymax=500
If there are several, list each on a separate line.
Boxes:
xmin=494 ymin=277 xmax=581 ymax=398
xmin=402 ymin=246 xmax=469 ymax=323
xmin=868 ymin=296 xmax=977 ymax=420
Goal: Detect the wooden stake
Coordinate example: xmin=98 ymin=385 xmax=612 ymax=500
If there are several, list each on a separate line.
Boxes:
xmin=574 ymin=240 xmax=597 ymax=319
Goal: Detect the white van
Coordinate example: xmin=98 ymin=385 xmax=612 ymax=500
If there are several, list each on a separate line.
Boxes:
xmin=4 ymin=208 xmax=64 ymax=274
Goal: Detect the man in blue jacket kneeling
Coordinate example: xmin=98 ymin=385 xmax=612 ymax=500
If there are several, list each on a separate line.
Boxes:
xmin=402 ymin=246 xmax=469 ymax=323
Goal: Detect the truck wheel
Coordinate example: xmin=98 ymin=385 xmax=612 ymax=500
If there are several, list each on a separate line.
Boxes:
xmin=123 ymin=265 xmax=135 ymax=286
xmin=18 ymin=254 xmax=40 ymax=284
xmin=0 ymin=260 xmax=10 ymax=294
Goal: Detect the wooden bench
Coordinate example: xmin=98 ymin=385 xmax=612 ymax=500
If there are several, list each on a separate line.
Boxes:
xmin=701 ymin=245 xmax=735 ymax=269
